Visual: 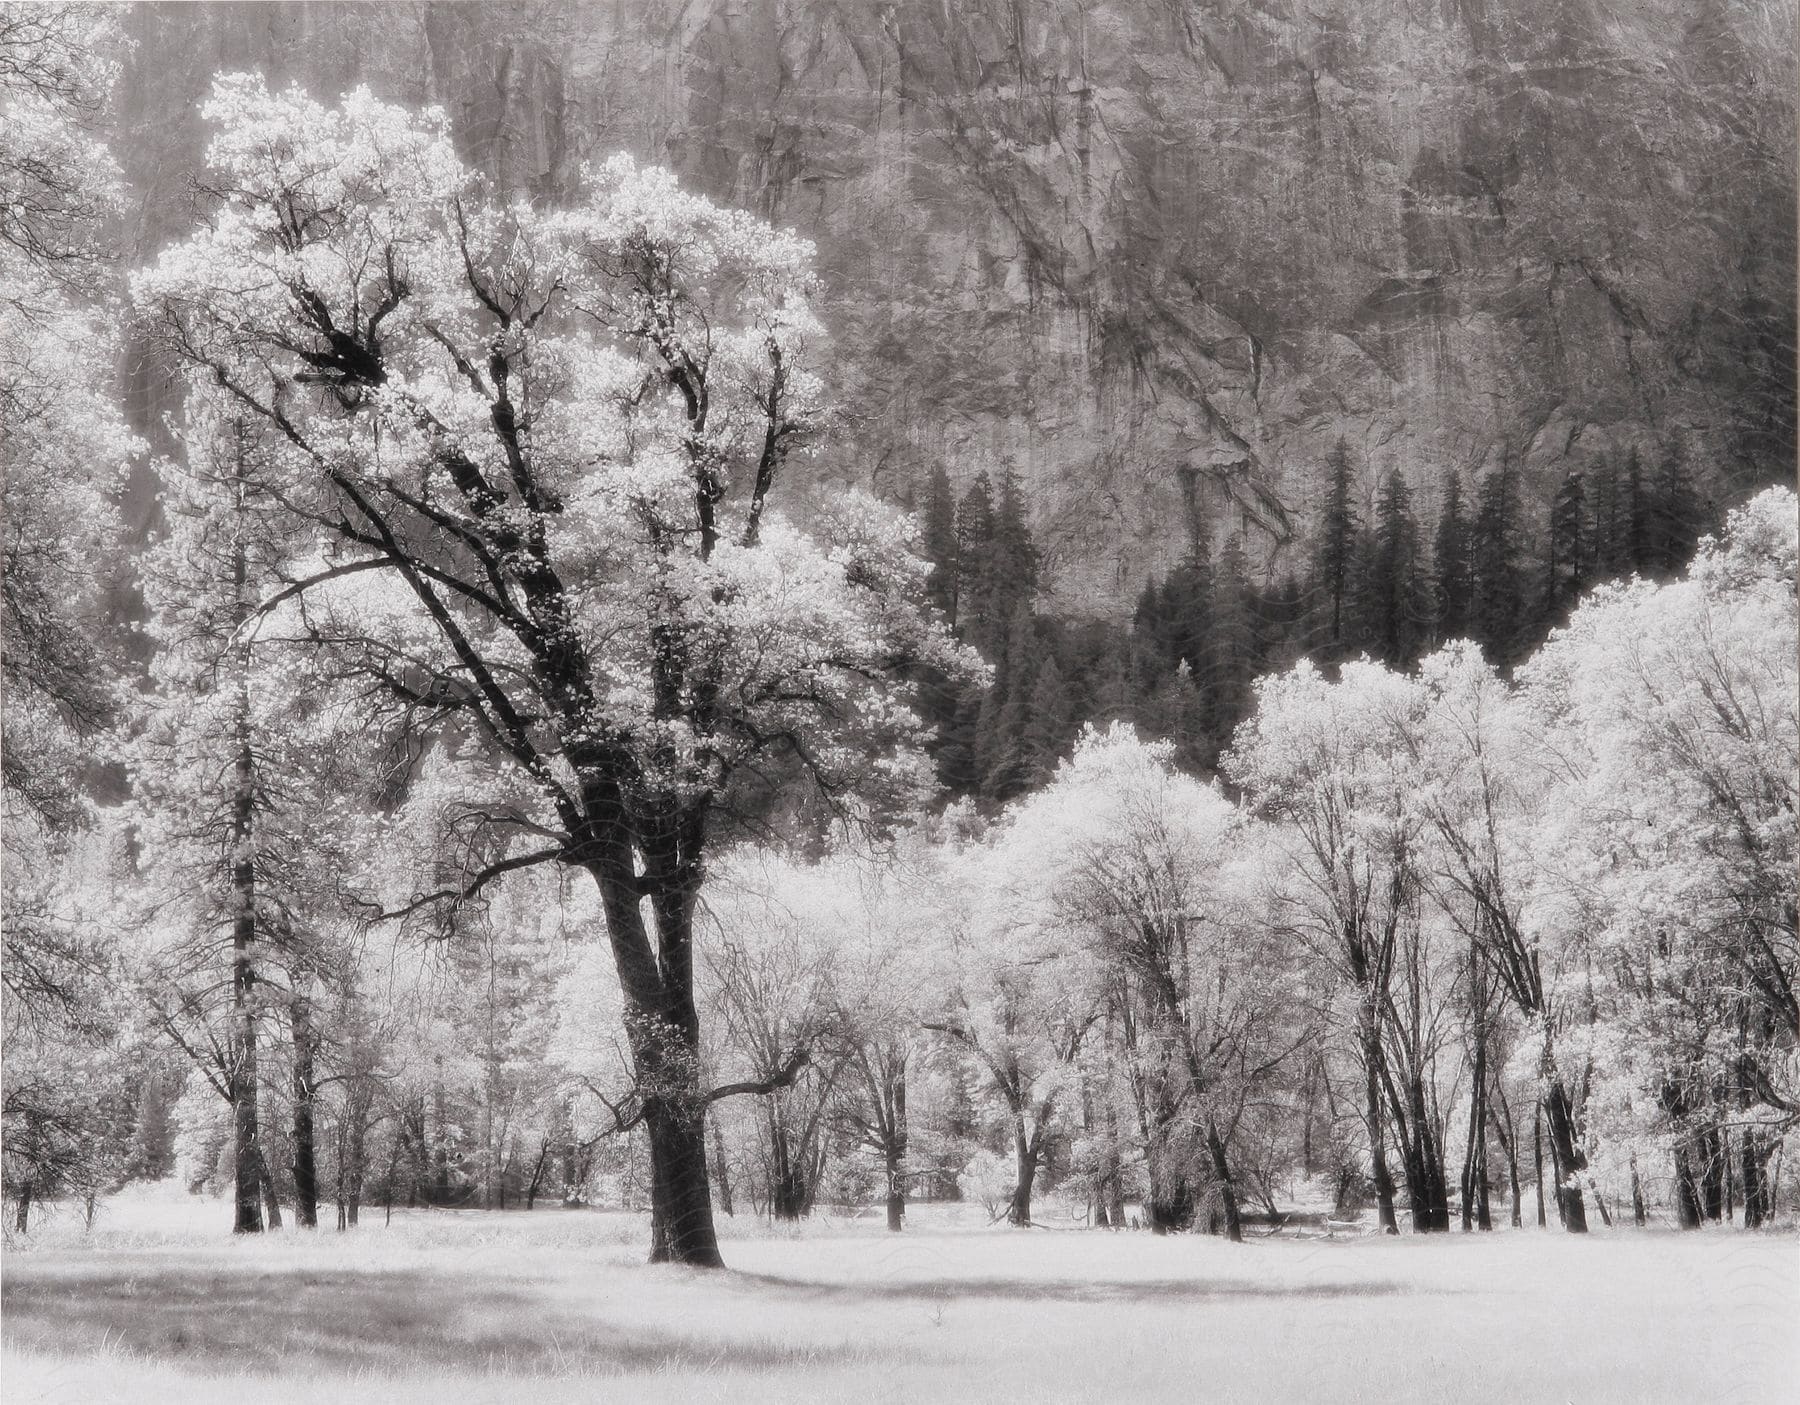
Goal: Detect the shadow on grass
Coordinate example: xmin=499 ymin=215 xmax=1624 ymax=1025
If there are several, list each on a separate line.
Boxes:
xmin=729 ymin=1272 xmax=1430 ymax=1304
xmin=1 ymin=1260 xmax=874 ymax=1376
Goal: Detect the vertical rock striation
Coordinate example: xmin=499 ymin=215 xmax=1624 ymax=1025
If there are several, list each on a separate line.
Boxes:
xmin=112 ymin=0 xmax=1796 ymax=611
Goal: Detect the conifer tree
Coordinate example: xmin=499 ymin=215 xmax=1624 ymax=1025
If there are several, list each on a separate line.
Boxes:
xmin=1587 ymin=458 xmax=1624 ymax=579
xmin=1650 ymin=450 xmax=1703 ymax=575
xmin=1207 ymin=534 xmax=1257 ymax=756
xmin=1432 ymin=472 xmax=1474 ymax=642
xmin=1021 ymin=655 xmax=1076 ymax=781
xmin=1544 ymin=469 xmax=1589 ymax=621
xmin=1364 ymin=470 xmax=1431 ymax=665
xmin=955 ymin=472 xmax=999 ymax=655
xmin=920 ymin=464 xmax=960 ymax=622
xmin=1160 ymin=554 xmax=1212 ymax=676
xmin=1471 ymin=463 xmax=1527 ymax=662
xmin=994 ymin=466 xmax=1041 ymax=602
xmin=1312 ymin=440 xmax=1361 ymax=653
xmin=1623 ymin=448 xmax=1655 ymax=573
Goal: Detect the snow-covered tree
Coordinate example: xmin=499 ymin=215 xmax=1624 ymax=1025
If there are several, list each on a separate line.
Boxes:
xmin=997 ymin=724 xmax=1292 ymax=1239
xmin=133 ymin=76 xmax=975 ymax=1265
xmin=1225 ymin=664 xmax=1462 ymax=1233
xmin=0 ymin=4 xmax=140 ymax=1231
xmin=1522 ymin=486 xmax=1798 ymax=1225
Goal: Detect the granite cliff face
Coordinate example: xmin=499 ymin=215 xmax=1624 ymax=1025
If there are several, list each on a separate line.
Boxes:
xmin=112 ymin=0 xmax=1796 ymax=610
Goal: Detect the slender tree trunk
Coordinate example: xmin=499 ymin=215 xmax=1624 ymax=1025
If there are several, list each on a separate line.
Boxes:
xmin=230 ymin=754 xmax=263 ymax=1236
xmin=13 ymin=1182 xmax=31 ymax=1234
xmin=709 ymin=1118 xmax=734 ymax=1218
xmin=289 ymin=988 xmax=318 ymax=1229
xmin=260 ymin=1161 xmax=283 ymax=1230
xmin=1742 ymin=1129 xmax=1774 ymax=1229
xmin=1362 ymin=1026 xmax=1399 ymax=1234
xmin=335 ymin=1119 xmax=348 ymax=1231
xmin=885 ymin=1065 xmax=907 ymax=1233
xmin=430 ymin=1062 xmax=451 ymax=1205
xmin=1542 ymin=1078 xmax=1589 ymax=1232
xmin=1010 ymin=1119 xmax=1037 ymax=1227
xmin=227 ymin=486 xmax=264 ymax=1237
xmin=1490 ymin=1093 xmax=1522 ymax=1229
xmin=1533 ymin=1102 xmax=1547 ymax=1228
xmin=345 ymin=1093 xmax=367 ymax=1227
xmin=1674 ymin=1143 xmax=1703 ymax=1228
xmin=1699 ymin=1126 xmax=1725 ymax=1222
xmin=1463 ymin=1030 xmax=1487 ymax=1231
xmin=526 ymin=1135 xmax=550 ymax=1212
xmin=1205 ymin=1117 xmax=1243 ymax=1244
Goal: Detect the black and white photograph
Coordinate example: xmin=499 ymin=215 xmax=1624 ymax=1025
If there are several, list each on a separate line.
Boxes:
xmin=2 ymin=1 xmax=1796 ymax=1400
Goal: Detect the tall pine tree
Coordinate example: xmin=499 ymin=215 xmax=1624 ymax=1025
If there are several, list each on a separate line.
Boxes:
xmin=920 ymin=464 xmax=960 ymax=621
xmin=1471 ymin=462 xmax=1527 ymax=663
xmin=1432 ymin=472 xmax=1474 ymax=642
xmin=1364 ymin=469 xmax=1431 ymax=665
xmin=1543 ymin=469 xmax=1589 ymax=621
xmin=1311 ymin=439 xmax=1361 ymax=655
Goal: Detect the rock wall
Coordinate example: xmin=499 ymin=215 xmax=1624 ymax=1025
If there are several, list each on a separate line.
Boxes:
xmin=111 ymin=0 xmax=1796 ymax=612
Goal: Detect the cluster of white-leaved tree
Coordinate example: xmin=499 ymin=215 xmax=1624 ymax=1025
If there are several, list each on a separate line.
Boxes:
xmin=3 ymin=16 xmax=1794 ymax=1266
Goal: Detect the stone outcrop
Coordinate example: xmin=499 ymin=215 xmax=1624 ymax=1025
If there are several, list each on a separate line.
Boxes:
xmin=111 ymin=0 xmax=1796 ymax=611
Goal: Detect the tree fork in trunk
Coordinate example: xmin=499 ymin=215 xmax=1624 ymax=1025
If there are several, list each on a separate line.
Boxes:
xmin=1205 ymin=1117 xmax=1243 ymax=1244
xmin=589 ymin=828 xmax=724 ymax=1267
xmin=1361 ymin=1026 xmax=1399 ymax=1234
xmin=1541 ymin=1079 xmax=1589 ymax=1232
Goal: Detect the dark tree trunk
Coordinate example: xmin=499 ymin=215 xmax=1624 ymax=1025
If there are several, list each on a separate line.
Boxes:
xmin=259 ymin=1160 xmax=283 ymax=1229
xmin=1698 ymin=1126 xmax=1725 ymax=1222
xmin=1742 ymin=1129 xmax=1775 ymax=1229
xmin=335 ymin=1119 xmax=348 ymax=1231
xmin=770 ymin=1163 xmax=809 ymax=1220
xmin=1205 ymin=1117 xmax=1243 ymax=1244
xmin=226 ymin=515 xmax=264 ymax=1237
xmin=1630 ymin=1156 xmax=1648 ymax=1227
xmin=1533 ymin=1102 xmax=1547 ymax=1227
xmin=646 ymin=1101 xmax=722 ymax=1266
xmin=526 ymin=1135 xmax=551 ymax=1212
xmin=1463 ymin=1035 xmax=1488 ymax=1231
xmin=1362 ymin=1028 xmax=1399 ymax=1234
xmin=885 ymin=1066 xmax=907 ymax=1233
xmin=709 ymin=1118 xmax=734 ymax=1218
xmin=13 ymin=1182 xmax=31 ymax=1234
xmin=1398 ymin=1074 xmax=1450 ymax=1232
xmin=289 ymin=988 xmax=318 ymax=1229
xmin=1674 ymin=1143 xmax=1704 ymax=1228
xmin=1010 ymin=1121 xmax=1038 ymax=1227
xmin=588 ymin=824 xmax=725 ymax=1267
xmin=1489 ymin=1092 xmax=1522 ymax=1229
xmin=1541 ymin=1079 xmax=1589 ymax=1232
xmin=230 ymin=855 xmax=263 ymax=1232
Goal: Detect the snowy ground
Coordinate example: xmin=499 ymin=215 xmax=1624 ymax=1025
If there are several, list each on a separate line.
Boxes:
xmin=4 ymin=1185 xmax=1796 ymax=1404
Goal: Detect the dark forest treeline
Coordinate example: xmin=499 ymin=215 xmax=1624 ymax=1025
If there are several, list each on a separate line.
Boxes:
xmin=915 ymin=443 xmax=1715 ymax=797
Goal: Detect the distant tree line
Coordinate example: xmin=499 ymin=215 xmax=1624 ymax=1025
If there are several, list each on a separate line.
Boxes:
xmin=914 ymin=439 xmax=1716 ymax=795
